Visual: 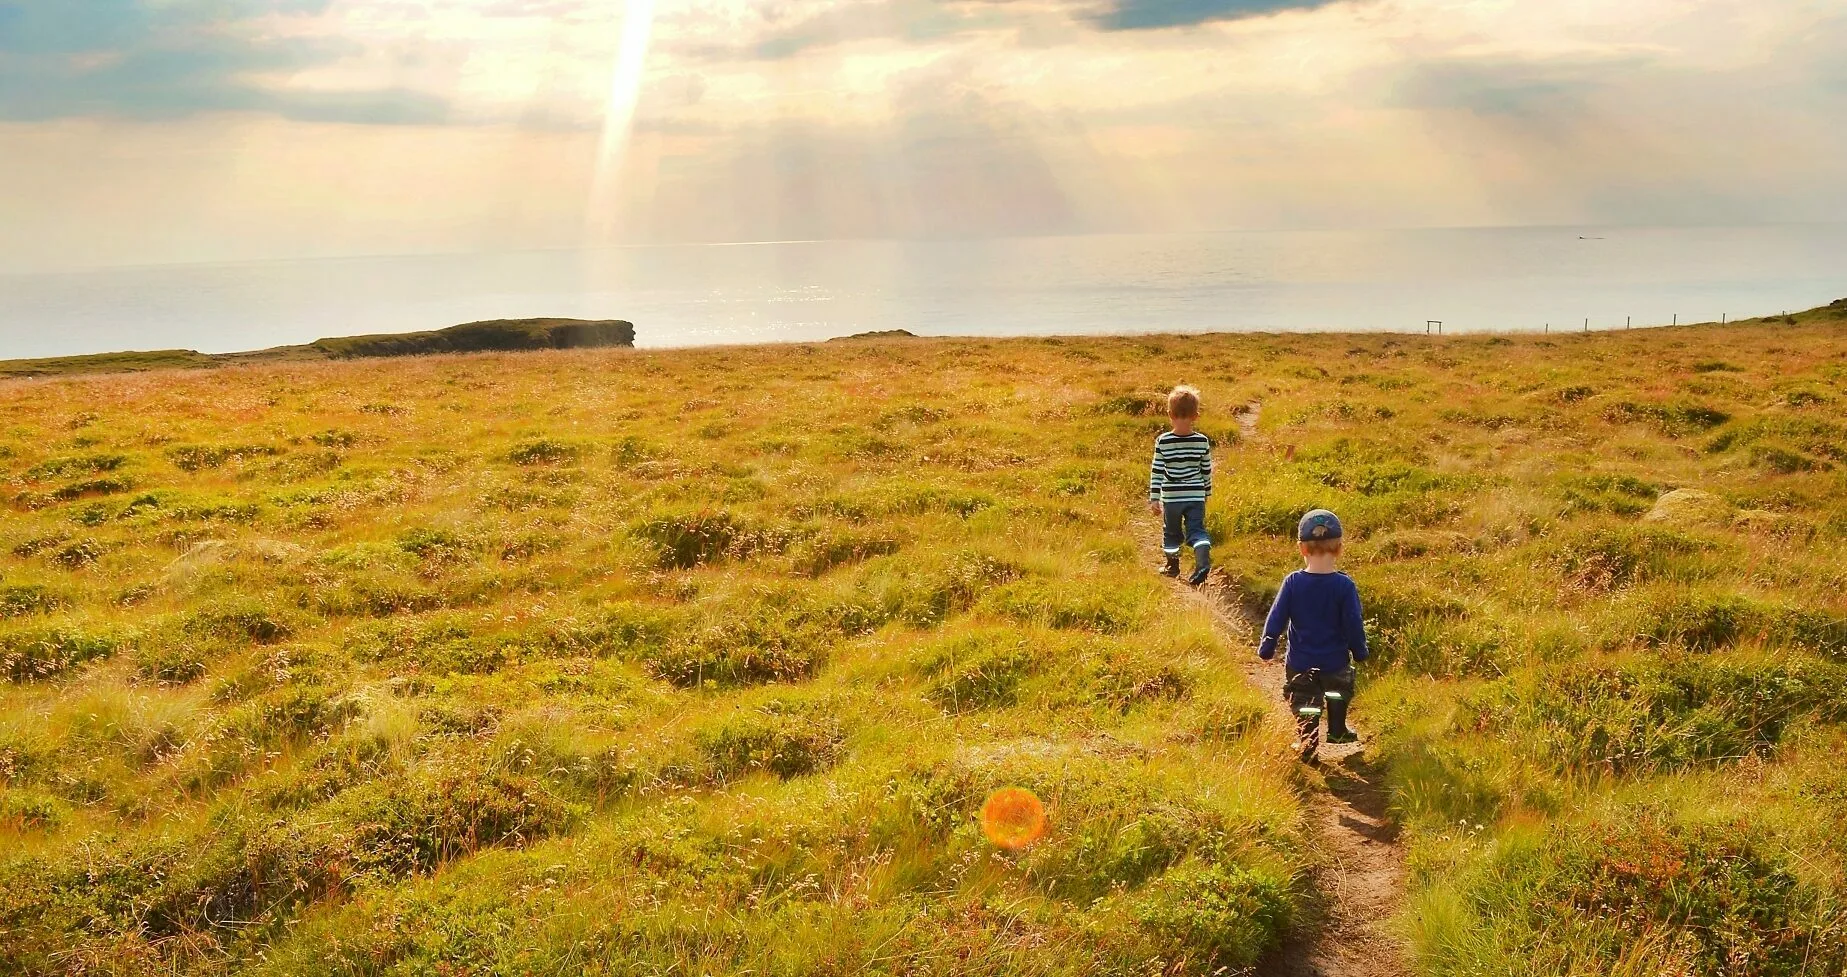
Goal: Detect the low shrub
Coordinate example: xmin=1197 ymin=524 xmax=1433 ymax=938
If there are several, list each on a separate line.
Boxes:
xmin=0 ymin=788 xmax=66 ymax=832
xmin=1213 ymin=470 xmax=1461 ymax=542
xmin=183 ymin=598 xmax=295 ymax=645
xmin=694 ymin=705 xmax=845 ymax=780
xmin=785 ymin=529 xmax=902 ymax=577
xmin=222 ymin=684 xmax=362 ymax=747
xmin=1632 ymin=592 xmax=1845 ymax=655
xmin=1547 ymin=525 xmax=1715 ymax=591
xmin=1459 ymin=815 xmax=1846 ymax=977
xmin=856 ymin=549 xmax=1023 ymax=627
xmin=166 ymin=443 xmax=281 ymax=472
xmin=643 ymin=593 xmax=870 ymax=687
xmin=132 ymin=642 xmax=211 ymax=684
xmin=22 ymin=454 xmax=125 ymax=481
xmin=1075 ymin=639 xmax=1195 ymax=712
xmin=1749 ymin=443 xmax=1831 ymax=474
xmin=397 ymin=526 xmax=480 ymax=565
xmin=795 ymin=482 xmax=996 ymax=522
xmin=1557 ymin=473 xmax=1658 ymax=516
xmin=629 ymin=510 xmax=798 ymax=569
xmin=609 ymin=435 xmax=660 ymax=467
xmin=0 ymin=584 xmax=64 ymax=619
xmin=1462 ymin=656 xmax=1847 ymax=775
xmin=1090 ymin=393 xmax=1164 ymax=416
xmin=1707 ymin=416 xmax=1847 ymax=463
xmin=506 ymin=438 xmax=584 ymax=466
xmin=52 ymin=477 xmax=135 ymax=501
xmin=979 ymin=578 xmax=1154 ymax=635
xmin=1 ymin=623 xmax=135 ymax=681
xmin=918 ymin=630 xmax=1041 ymax=711
xmin=1601 ymin=401 xmax=1731 ymax=435
xmin=1297 ymin=440 xmax=1454 ymax=496
xmin=1134 ymin=861 xmax=1294 ymax=972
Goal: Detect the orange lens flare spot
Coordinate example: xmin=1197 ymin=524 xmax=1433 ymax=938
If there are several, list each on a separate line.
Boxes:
xmin=980 ymin=787 xmax=1048 ymax=850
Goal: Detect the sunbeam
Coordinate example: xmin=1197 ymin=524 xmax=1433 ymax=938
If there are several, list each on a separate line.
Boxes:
xmin=588 ymin=0 xmax=660 ymax=243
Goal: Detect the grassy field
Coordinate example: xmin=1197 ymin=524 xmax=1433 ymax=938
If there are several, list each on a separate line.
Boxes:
xmin=2 ymin=303 xmax=1846 ymax=975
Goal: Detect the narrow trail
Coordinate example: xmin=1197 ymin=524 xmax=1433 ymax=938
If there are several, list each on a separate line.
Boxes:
xmin=1153 ymin=401 xmax=1411 ymax=977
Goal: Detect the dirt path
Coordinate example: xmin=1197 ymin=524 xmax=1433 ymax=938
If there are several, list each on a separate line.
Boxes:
xmin=1159 ymin=401 xmax=1411 ymax=977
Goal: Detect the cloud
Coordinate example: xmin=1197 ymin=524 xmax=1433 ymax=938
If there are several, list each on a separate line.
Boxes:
xmin=671 ymin=0 xmax=997 ymax=62
xmin=1389 ymin=55 xmax=1642 ymax=118
xmin=0 ymin=0 xmax=449 ymax=124
xmin=1089 ymin=0 xmax=1340 ymax=32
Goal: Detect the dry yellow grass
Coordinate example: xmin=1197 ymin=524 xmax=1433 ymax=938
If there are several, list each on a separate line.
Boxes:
xmin=2 ymin=306 xmax=1846 ymax=975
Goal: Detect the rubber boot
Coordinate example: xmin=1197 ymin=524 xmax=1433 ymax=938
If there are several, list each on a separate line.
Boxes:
xmin=1326 ymin=697 xmax=1357 ymax=743
xmin=1293 ymin=711 xmax=1321 ymax=763
xmin=1186 ymin=543 xmax=1211 ymax=585
xmin=1160 ymin=553 xmax=1181 ymax=577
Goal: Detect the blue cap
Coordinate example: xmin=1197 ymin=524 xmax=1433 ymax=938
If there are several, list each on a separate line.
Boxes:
xmin=1298 ymin=509 xmax=1343 ymax=542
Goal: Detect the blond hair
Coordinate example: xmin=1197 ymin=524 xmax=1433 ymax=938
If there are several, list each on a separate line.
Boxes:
xmin=1167 ymin=385 xmax=1201 ymax=419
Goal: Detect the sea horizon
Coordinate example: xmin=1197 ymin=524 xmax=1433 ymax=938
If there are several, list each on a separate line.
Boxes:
xmin=3 ymin=222 xmax=1843 ymax=360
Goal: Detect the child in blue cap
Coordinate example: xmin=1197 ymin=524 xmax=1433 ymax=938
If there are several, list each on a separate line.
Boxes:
xmin=1257 ymin=508 xmax=1368 ymax=760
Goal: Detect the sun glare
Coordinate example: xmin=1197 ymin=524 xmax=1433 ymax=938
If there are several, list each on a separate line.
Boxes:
xmin=589 ymin=0 xmax=660 ymax=242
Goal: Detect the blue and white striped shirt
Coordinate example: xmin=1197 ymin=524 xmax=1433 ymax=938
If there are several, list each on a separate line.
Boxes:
xmin=1149 ymin=431 xmax=1213 ymax=503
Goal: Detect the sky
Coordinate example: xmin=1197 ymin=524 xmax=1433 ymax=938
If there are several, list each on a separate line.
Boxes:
xmin=1 ymin=0 xmax=1845 ymax=271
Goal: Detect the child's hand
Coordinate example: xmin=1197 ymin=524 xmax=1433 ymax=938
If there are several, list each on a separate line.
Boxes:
xmin=1146 ymin=500 xmax=1161 ymax=516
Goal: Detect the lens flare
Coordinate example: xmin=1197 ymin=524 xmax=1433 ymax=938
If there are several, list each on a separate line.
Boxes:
xmin=980 ymin=787 xmax=1048 ymax=851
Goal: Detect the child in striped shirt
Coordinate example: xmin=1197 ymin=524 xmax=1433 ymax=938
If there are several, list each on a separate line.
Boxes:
xmin=1146 ymin=385 xmax=1214 ymax=585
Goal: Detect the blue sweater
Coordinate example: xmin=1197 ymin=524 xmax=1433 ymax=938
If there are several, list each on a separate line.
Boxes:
xmin=1257 ymin=570 xmax=1369 ymax=671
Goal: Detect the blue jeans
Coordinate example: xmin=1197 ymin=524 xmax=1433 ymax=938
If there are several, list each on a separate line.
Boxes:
xmin=1161 ymin=501 xmax=1210 ymax=556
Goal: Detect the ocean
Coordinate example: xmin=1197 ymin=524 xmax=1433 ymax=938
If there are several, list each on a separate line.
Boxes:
xmin=2 ymin=224 xmax=1843 ymax=359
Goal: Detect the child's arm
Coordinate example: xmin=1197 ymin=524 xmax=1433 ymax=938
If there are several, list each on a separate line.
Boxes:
xmin=1257 ymin=578 xmax=1291 ymax=660
xmin=1148 ymin=440 xmax=1166 ymax=504
xmin=1344 ymin=584 xmax=1369 ymax=663
xmin=1204 ymin=437 xmax=1214 ymax=499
